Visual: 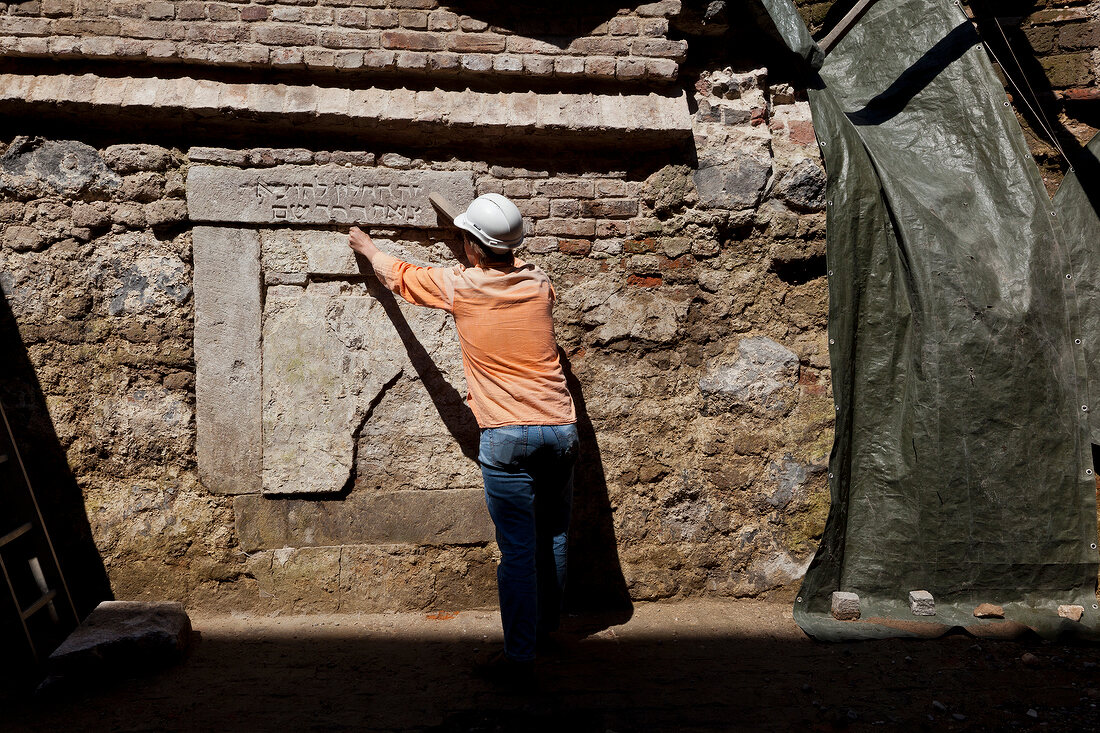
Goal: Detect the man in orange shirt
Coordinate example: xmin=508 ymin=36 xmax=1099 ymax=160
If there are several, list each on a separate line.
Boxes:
xmin=349 ymin=193 xmax=578 ymax=684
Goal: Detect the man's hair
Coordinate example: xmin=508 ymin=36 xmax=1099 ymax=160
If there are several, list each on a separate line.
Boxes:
xmin=466 ymin=234 xmax=515 ymax=267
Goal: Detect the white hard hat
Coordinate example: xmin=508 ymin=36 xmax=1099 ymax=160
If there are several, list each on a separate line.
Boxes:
xmin=454 ymin=193 xmax=525 ymax=253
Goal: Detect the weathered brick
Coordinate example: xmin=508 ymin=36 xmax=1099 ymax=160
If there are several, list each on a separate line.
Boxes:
xmin=588 ymin=199 xmax=639 ymax=218
xmin=524 ymin=55 xmax=554 ymax=75
xmin=368 ymin=9 xmax=398 ymax=27
xmin=54 ymin=17 xmax=121 ymax=34
xmin=559 ymin=239 xmax=592 ymax=256
xmin=617 ymin=57 xmax=647 ymax=80
xmin=207 ymin=3 xmax=240 ymax=21
xmin=555 ymin=56 xmax=585 ymax=76
xmin=240 ymin=4 xmax=269 ymax=20
xmin=459 ymin=16 xmax=488 ymax=32
xmin=253 ymin=23 xmax=317 ymax=45
xmin=271 ymin=6 xmax=300 ymax=21
xmin=1040 ymin=51 xmax=1094 ymax=88
xmin=524 ymin=236 xmax=558 ymax=254
xmin=381 ymin=29 xmax=443 ymax=50
xmin=493 ymin=54 xmax=523 ymax=73
xmin=176 ymin=2 xmax=203 ymax=20
xmin=448 ymin=32 xmax=506 ymax=53
xmin=301 ymin=7 xmax=334 ymax=24
xmin=1023 ymin=25 xmax=1057 ymax=54
xmin=460 ymin=53 xmax=491 ymax=72
xmin=585 ymin=56 xmax=617 ymax=77
xmin=190 ymin=23 xmax=247 ymax=42
xmin=334 ymin=49 xmax=364 ymax=68
xmin=640 ymin=17 xmax=669 ymax=36
xmin=502 ymin=180 xmax=534 ymax=197
xmin=48 ymin=35 xmax=82 ymax=54
xmin=396 ymin=49 xmax=427 ymax=68
xmin=596 ymin=220 xmax=631 ymax=238
xmin=506 ymin=36 xmax=561 ymax=54
xmin=8 ymin=0 xmax=41 ymax=15
xmin=645 ymin=58 xmax=678 ymax=80
xmin=568 ymin=37 xmax=630 ymax=56
xmin=390 ymin=0 xmax=435 ymax=7
xmin=636 ymin=0 xmax=681 ymax=17
xmin=269 ymin=46 xmax=304 ymax=65
xmin=427 ymin=51 xmax=458 ymax=70
xmin=1058 ymin=22 xmax=1100 ymax=51
xmin=1029 ymin=8 xmax=1090 ymax=24
xmin=398 ymin=9 xmax=427 ymax=28
xmin=537 ymin=218 xmax=596 ymax=237
xmin=321 ymin=29 xmax=378 ymax=48
xmin=362 ymin=48 xmax=395 ymax=67
xmin=41 ymin=0 xmax=73 ymax=16
xmin=4 ymin=17 xmax=51 ymax=35
xmin=519 ymin=198 xmax=549 ymax=218
xmin=538 ymin=179 xmax=594 ymax=198
xmin=110 ymin=2 xmax=145 ymax=19
xmin=427 ymin=10 xmax=456 ymax=31
xmin=145 ymin=0 xmax=173 ymax=18
xmin=608 ymin=16 xmax=641 ymax=35
xmin=632 ymin=37 xmax=688 ymax=59
xmin=303 ymin=47 xmax=335 ymax=67
xmin=334 ymin=7 xmax=366 ymax=26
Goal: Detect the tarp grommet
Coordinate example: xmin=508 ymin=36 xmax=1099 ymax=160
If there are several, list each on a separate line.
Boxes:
xmin=1086 ymin=469 xmax=1094 ymax=476
xmin=1003 ymin=101 xmax=1010 ymax=107
xmin=1076 ymin=339 xmax=1082 ymax=345
xmin=829 ymin=339 xmax=835 ymax=345
xmin=797 ymin=597 xmax=803 ymax=603
xmin=1091 ymin=543 xmax=1097 ymax=550
xmin=1066 ymin=274 xmax=1072 ymax=279
xmin=1083 ymin=405 xmax=1089 ymax=412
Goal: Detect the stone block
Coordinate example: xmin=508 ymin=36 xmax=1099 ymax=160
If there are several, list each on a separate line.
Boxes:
xmin=694 ymin=152 xmax=771 ymax=209
xmin=699 ymin=336 xmax=799 ymax=408
xmin=186 ymin=165 xmax=475 ymax=226
xmin=49 ymin=601 xmax=191 ymax=675
xmin=909 ymin=590 xmax=935 ymax=616
xmin=1058 ymin=604 xmax=1084 ymax=622
xmin=234 ymin=489 xmax=494 ymax=551
xmin=193 ymin=226 xmax=262 ymax=495
xmin=831 ymin=591 xmax=860 ymax=621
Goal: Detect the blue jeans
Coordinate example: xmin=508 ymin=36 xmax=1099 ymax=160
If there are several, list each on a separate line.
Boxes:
xmin=479 ymin=423 xmax=578 ymax=663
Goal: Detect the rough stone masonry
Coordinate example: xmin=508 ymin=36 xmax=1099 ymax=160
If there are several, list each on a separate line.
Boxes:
xmin=0 ymin=0 xmax=1096 ymax=615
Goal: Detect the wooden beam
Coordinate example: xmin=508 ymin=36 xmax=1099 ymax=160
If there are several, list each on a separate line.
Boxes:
xmin=819 ymin=0 xmax=882 ymax=55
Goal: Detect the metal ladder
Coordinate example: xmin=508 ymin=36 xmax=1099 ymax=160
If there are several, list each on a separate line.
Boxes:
xmin=0 ymin=399 xmax=79 ymax=664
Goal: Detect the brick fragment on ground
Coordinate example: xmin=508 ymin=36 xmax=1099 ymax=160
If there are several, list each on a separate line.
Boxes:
xmin=1058 ymin=604 xmax=1084 ymax=622
xmin=973 ymin=603 xmax=1005 ymax=619
xmin=908 ymin=590 xmax=935 ymax=616
xmin=831 ymin=591 xmax=860 ymax=621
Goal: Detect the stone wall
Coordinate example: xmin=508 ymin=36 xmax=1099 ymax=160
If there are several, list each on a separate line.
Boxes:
xmin=1 ymin=0 xmax=1096 ymax=616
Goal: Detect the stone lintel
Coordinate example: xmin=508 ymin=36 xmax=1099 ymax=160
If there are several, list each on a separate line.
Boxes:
xmin=186 ymin=165 xmax=475 ymax=226
xmin=234 ymin=489 xmax=494 ymax=552
xmin=193 ymin=226 xmax=262 ymax=495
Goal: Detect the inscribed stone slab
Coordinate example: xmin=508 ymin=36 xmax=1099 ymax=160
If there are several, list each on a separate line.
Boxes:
xmin=234 ymin=489 xmax=494 ymax=551
xmin=186 ymin=165 xmax=475 ymax=226
xmin=193 ymin=226 xmax=262 ymax=495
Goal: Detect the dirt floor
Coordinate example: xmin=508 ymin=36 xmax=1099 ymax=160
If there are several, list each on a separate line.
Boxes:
xmin=4 ymin=598 xmax=1100 ymax=732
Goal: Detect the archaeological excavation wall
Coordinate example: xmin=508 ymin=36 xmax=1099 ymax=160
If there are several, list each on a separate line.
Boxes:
xmin=0 ymin=0 xmax=1096 ymax=616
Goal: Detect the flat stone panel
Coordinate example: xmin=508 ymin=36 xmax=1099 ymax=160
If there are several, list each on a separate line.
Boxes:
xmin=186 ymin=165 xmax=475 ymax=226
xmin=234 ymin=489 xmax=494 ymax=551
xmin=262 ymin=290 xmax=464 ymax=495
xmin=259 ymin=228 xmax=464 ymax=277
xmin=193 ymin=226 xmax=262 ymax=495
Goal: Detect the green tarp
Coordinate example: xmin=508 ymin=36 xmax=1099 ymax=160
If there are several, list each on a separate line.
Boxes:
xmin=760 ymin=0 xmax=1100 ymax=639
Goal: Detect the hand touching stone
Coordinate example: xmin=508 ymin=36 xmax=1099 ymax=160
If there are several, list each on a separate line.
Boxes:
xmin=348 ymin=226 xmax=378 ymax=258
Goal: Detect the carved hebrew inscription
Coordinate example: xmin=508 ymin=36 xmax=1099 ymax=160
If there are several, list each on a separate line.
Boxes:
xmin=186 ymin=165 xmax=475 ymax=226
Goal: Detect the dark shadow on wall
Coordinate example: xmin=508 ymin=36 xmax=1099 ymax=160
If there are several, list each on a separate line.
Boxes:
xmin=559 ymin=353 xmax=633 ymax=625
xmin=0 ymin=293 xmax=112 ymax=683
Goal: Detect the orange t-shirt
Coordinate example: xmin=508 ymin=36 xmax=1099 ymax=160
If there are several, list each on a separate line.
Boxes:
xmin=369 ymin=250 xmax=576 ymax=429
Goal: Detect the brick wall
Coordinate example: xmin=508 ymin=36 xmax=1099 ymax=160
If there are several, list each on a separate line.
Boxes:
xmin=0 ymin=0 xmax=686 ymax=82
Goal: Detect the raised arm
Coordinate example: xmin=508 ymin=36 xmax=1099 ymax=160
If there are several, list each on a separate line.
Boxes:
xmin=348 ymin=226 xmax=456 ymax=312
